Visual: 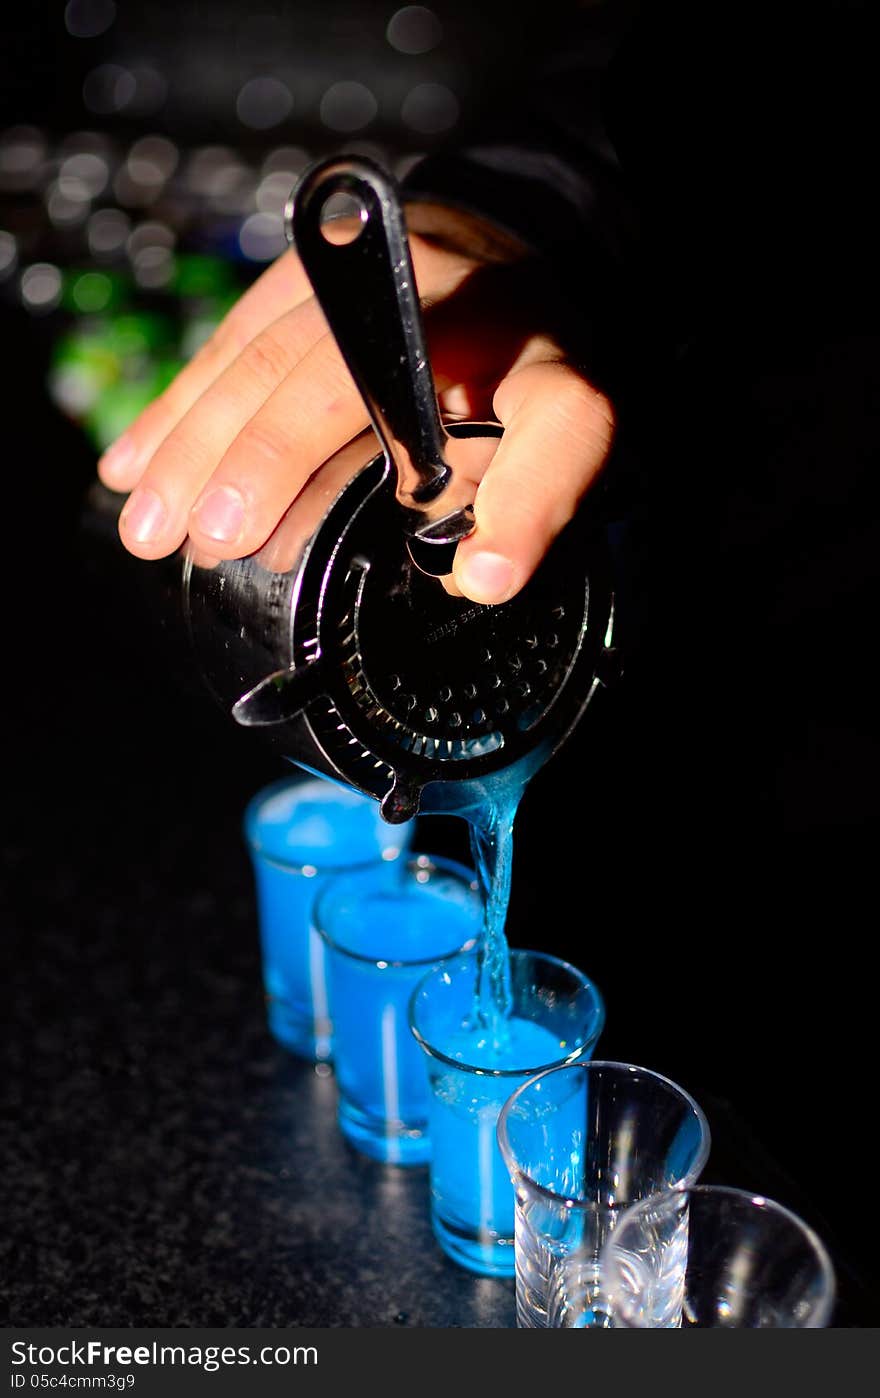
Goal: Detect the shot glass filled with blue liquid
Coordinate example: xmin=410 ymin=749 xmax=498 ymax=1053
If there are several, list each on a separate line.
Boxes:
xmin=243 ymin=774 xmax=413 ymax=1061
xmin=409 ymin=949 xmax=604 ymax=1277
xmin=314 ymin=856 xmax=482 ymax=1166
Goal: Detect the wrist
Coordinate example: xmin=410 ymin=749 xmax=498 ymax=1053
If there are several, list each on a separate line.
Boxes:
xmin=403 ymin=199 xmax=530 ymax=266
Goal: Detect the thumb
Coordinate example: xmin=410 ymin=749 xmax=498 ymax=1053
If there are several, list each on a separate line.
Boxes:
xmin=452 ymin=361 xmax=614 ymax=605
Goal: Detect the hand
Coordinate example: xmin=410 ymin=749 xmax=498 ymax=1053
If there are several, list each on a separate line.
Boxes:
xmin=98 ymin=204 xmax=614 ymax=605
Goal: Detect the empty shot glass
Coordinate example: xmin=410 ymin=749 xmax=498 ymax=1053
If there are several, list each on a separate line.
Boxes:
xmin=496 ymin=1061 xmax=711 ymax=1327
xmin=315 ymin=855 xmax=482 ymax=1166
xmin=244 ymin=774 xmax=412 ymax=1061
xmin=601 ymin=1185 xmax=836 ymax=1328
xmin=409 ymin=949 xmax=605 ymax=1277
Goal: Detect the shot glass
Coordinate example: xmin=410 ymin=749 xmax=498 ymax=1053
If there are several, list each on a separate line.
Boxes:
xmin=409 ymin=949 xmax=605 ymax=1277
xmin=314 ymin=855 xmax=482 ymax=1166
xmin=496 ymin=1061 xmax=711 ymax=1327
xmin=601 ymin=1185 xmax=836 ymax=1328
xmin=243 ymin=773 xmax=412 ymax=1061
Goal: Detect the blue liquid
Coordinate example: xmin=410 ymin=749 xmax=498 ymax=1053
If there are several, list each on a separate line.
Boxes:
xmin=244 ymin=775 xmax=412 ymax=1059
xmin=321 ymin=862 xmax=481 ymax=1165
xmin=436 ymin=761 xmax=539 ymax=1036
xmin=468 ymin=797 xmax=516 ymax=1030
xmin=427 ymin=1016 xmax=568 ymax=1267
xmin=413 ymin=750 xmax=605 ymax=1275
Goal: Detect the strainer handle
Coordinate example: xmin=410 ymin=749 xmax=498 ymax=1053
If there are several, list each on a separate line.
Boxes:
xmin=288 ymin=155 xmax=475 ymax=567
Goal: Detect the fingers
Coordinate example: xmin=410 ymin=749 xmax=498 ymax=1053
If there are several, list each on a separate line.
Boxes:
xmin=97 ymin=248 xmax=313 ymax=492
xmin=118 ymin=297 xmax=329 ymax=557
xmin=99 ymin=235 xmax=476 ymax=499
xmin=107 ymin=232 xmax=484 ymax=560
xmin=119 ymin=318 xmax=372 ymax=558
xmin=451 ymin=361 xmax=614 ymax=604
xmin=101 ymin=219 xmax=609 ymax=590
xmin=114 ymin=236 xmax=488 ymax=560
xmin=187 ymin=329 xmax=371 ymax=557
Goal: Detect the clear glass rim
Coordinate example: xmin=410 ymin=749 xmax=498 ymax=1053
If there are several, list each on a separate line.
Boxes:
xmin=246 ymin=846 xmax=394 ymax=878
xmin=496 ymin=1060 xmax=712 ymax=1207
xmin=243 ymin=774 xmax=407 ymax=875
xmin=314 ymin=854 xmax=481 ymax=968
xmin=408 ymin=948 xmax=606 ymax=1077
xmin=606 ymin=1184 xmax=837 ymax=1327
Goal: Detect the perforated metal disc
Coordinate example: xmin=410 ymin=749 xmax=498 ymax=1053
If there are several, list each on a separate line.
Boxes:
xmin=286 ymin=430 xmax=615 ymax=820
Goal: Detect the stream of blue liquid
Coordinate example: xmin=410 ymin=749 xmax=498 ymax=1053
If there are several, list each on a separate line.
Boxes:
xmin=420 ymin=753 xmax=582 ymax=1274
xmin=468 ymin=792 xmax=517 ymax=1038
xmin=450 ymin=756 xmax=541 ymax=1041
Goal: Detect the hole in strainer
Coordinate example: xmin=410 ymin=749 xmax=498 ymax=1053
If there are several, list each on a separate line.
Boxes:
xmin=319 ymin=191 xmax=367 ymax=245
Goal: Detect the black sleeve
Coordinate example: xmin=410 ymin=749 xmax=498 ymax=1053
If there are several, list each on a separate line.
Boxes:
xmin=402 ymin=1 xmax=639 ymax=272
xmin=403 ymin=2 xmax=878 ymax=348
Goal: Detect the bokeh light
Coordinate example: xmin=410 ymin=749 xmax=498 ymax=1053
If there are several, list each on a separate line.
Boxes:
xmin=125 ymin=66 xmax=168 ymax=118
xmin=0 ymin=230 xmax=17 ymax=280
xmin=256 ymin=170 xmax=297 ymax=216
xmin=239 ymin=211 xmax=287 ymax=262
xmin=64 ymin=0 xmax=116 ymax=40
xmin=127 ymin=222 xmax=177 ymax=287
xmin=132 ymin=246 xmax=175 ymax=289
xmin=261 ymin=146 xmax=309 ymax=178
xmin=401 ymin=82 xmax=459 ymax=135
xmin=0 ymin=127 xmax=47 ymax=192
xmin=127 ymin=220 xmax=176 ymax=256
xmin=320 ymin=81 xmax=378 ymax=134
xmin=386 ymin=6 xmax=443 ymax=55
xmin=127 ymin=135 xmax=179 ymax=188
xmin=236 ymin=77 xmax=294 ymax=131
xmin=46 ymin=176 xmax=92 ymax=227
xmin=186 ymin=146 xmax=243 ymax=197
xmin=21 ymin=263 xmax=63 ymax=314
xmin=87 ymin=208 xmax=131 ymax=258
xmin=83 ymin=64 xmax=137 ymax=116
xmin=70 ymin=270 xmax=114 ymax=313
xmin=64 ymin=153 xmax=109 ymax=199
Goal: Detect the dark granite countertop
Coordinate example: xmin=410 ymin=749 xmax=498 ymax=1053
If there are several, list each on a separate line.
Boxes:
xmin=5 ymin=890 xmax=517 ymax=1327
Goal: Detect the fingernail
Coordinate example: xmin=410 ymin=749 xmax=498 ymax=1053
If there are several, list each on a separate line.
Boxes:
xmin=191 ymin=484 xmax=246 ymax=543
xmin=458 ymin=551 xmax=518 ymax=604
xmin=99 ymin=433 xmax=137 ymax=486
xmin=120 ymin=487 xmax=167 ymax=544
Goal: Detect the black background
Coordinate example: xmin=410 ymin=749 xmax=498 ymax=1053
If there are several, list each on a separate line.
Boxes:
xmin=3 ymin=2 xmax=879 ymax=1327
